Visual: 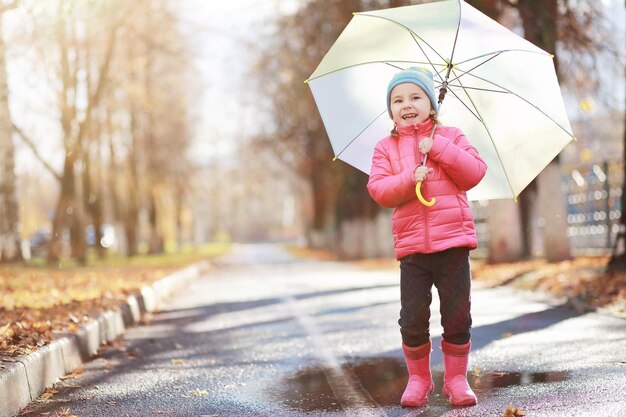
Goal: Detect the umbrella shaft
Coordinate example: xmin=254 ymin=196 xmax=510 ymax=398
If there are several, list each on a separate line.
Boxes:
xmin=438 ymin=81 xmax=448 ymax=105
xmin=438 ymin=62 xmax=454 ymax=105
xmin=421 ymin=123 xmax=437 ymax=166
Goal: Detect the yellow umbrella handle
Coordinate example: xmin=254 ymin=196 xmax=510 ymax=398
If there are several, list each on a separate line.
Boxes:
xmin=415 ymin=129 xmax=437 ymax=207
xmin=415 ymin=181 xmax=436 ymax=207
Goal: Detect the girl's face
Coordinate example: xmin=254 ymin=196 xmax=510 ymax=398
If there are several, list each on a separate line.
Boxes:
xmin=390 ymin=83 xmax=432 ymax=127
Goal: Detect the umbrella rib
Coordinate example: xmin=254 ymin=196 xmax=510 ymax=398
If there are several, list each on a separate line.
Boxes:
xmin=383 ymin=61 xmax=447 ymax=71
xmin=333 ymin=109 xmax=389 ymax=160
xmin=449 ymin=52 xmax=502 ymax=85
xmin=459 ymin=70 xmax=575 ymax=139
xmin=445 ymin=87 xmax=483 ymax=123
xmin=449 ymin=49 xmax=553 ymax=86
xmin=354 ymin=12 xmax=449 ymax=82
xmin=306 ymin=61 xmax=447 ymax=83
xmin=455 ymin=48 xmax=551 ymax=67
xmin=447 ymin=0 xmax=462 ymax=71
xmin=451 ymin=67 xmax=518 ymax=197
xmin=448 ymin=85 xmax=508 ymax=94
xmin=408 ymin=32 xmax=447 ymax=84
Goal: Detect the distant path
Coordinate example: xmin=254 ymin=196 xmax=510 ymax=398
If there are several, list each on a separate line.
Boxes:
xmin=21 ymin=243 xmax=626 ymax=416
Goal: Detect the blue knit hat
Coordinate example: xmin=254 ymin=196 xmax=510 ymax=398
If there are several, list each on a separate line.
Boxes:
xmin=387 ymin=67 xmax=438 ymax=118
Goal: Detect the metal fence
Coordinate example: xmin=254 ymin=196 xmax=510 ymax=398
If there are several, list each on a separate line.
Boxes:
xmin=471 ymin=160 xmax=623 ymax=256
xmin=564 ymin=160 xmax=623 ymax=254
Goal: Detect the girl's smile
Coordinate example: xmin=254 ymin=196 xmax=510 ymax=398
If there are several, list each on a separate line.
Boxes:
xmin=389 ymin=83 xmax=432 ymax=127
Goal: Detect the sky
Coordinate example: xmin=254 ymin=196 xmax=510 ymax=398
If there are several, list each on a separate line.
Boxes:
xmin=179 ymin=0 xmax=302 ymax=165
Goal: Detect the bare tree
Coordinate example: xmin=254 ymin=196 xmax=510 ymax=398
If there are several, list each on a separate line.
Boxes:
xmin=253 ymin=0 xmax=406 ymax=251
xmin=0 ymin=0 xmax=21 ymax=263
xmin=113 ymin=0 xmax=195 ymax=255
xmin=8 ymin=0 xmax=195 ymax=261
xmin=43 ymin=1 xmax=123 ymax=264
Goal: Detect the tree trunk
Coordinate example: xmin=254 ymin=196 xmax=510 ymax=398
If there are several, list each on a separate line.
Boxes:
xmin=487 ymin=200 xmax=524 ymax=263
xmin=68 ymin=194 xmax=87 ymax=265
xmin=48 ymin=155 xmax=75 ymax=263
xmin=517 ymin=0 xmax=571 ymax=262
xmin=83 ymin=147 xmax=106 ymax=259
xmin=147 ymin=190 xmax=164 ymax=254
xmin=122 ymin=137 xmax=140 ymax=258
xmin=124 ymin=212 xmax=139 ymax=257
xmin=307 ymin=164 xmax=339 ymax=249
xmin=0 ymin=13 xmax=22 ymax=263
xmin=537 ymin=160 xmax=571 ymax=261
xmin=175 ymin=185 xmax=184 ymax=250
xmin=518 ymin=182 xmax=538 ymax=258
xmin=335 ymin=167 xmax=382 ymax=258
xmin=124 ymin=125 xmax=141 ymax=257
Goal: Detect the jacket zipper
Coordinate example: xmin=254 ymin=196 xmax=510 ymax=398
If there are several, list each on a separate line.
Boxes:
xmin=414 ymin=130 xmax=431 ymax=253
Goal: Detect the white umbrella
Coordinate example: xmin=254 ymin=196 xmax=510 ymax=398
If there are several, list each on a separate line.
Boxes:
xmin=306 ymin=0 xmax=575 ymax=201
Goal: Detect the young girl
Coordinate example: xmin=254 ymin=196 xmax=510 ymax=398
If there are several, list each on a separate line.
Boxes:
xmin=367 ymin=67 xmax=487 ymax=407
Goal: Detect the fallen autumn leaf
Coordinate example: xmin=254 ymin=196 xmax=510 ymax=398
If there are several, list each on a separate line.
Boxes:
xmin=501 ymin=405 xmax=526 ymax=417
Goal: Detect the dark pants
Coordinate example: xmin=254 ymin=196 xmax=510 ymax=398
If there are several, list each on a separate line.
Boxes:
xmin=399 ymin=247 xmax=472 ymax=347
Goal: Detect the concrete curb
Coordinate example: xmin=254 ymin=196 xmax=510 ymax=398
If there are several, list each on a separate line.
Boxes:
xmin=0 ymin=260 xmax=210 ymax=417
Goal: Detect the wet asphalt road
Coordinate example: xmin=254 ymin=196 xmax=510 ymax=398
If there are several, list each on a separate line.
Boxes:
xmin=21 ymin=243 xmax=626 ymax=417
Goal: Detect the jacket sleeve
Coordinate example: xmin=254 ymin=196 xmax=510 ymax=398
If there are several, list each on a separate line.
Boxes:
xmin=367 ymin=141 xmax=417 ymax=208
xmin=428 ymin=129 xmax=487 ymax=191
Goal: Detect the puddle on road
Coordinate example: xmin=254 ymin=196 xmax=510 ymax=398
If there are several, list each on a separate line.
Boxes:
xmin=267 ymin=357 xmax=571 ymax=412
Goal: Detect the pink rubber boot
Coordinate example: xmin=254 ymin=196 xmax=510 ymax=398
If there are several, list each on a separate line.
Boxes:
xmin=401 ymin=341 xmax=434 ymax=407
xmin=441 ymin=340 xmax=477 ymax=406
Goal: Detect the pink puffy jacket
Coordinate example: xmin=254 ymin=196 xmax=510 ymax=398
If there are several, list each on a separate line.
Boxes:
xmin=367 ymin=118 xmax=487 ymax=259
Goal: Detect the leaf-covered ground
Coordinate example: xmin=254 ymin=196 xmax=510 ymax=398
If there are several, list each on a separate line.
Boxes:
xmin=0 ymin=245 xmax=229 ymax=357
xmin=471 ymin=256 xmax=626 ymax=315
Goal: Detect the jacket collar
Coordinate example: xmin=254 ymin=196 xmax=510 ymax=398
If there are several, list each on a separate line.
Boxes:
xmin=396 ymin=118 xmax=434 ymax=137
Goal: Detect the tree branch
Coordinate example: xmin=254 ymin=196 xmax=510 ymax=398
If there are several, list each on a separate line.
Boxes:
xmin=12 ymin=122 xmax=62 ymax=181
xmin=74 ymin=21 xmax=119 ymax=150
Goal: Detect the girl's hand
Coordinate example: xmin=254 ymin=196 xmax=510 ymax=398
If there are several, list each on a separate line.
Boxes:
xmin=419 ymin=137 xmax=433 ymax=154
xmin=414 ymin=165 xmax=434 ymax=182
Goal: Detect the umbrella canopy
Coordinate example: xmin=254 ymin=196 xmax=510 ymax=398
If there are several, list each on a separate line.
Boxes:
xmin=306 ymin=0 xmax=575 ymax=201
